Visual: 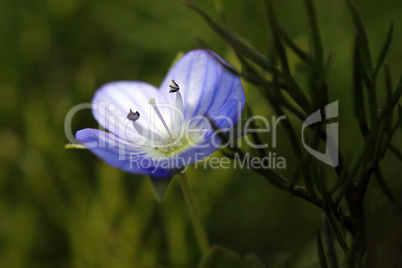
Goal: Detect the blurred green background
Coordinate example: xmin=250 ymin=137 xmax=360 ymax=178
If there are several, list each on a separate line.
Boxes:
xmin=1 ymin=0 xmax=401 ymax=267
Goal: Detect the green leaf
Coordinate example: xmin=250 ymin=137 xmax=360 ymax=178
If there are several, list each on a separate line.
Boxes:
xmin=321 ymin=214 xmax=340 ymax=268
xmin=352 ymin=36 xmax=369 ymax=136
xmin=384 ymin=64 xmax=393 ymax=135
xmin=184 ymin=1 xmax=275 ymax=73
xmin=385 ymin=64 xmax=394 ymax=101
xmin=303 ymin=0 xmax=328 ymax=107
xmin=399 ymin=104 xmax=402 ymax=141
xmin=345 ymin=0 xmax=373 ymax=74
xmin=281 ymin=29 xmax=312 ymax=64
xmin=264 ymin=0 xmax=290 ymax=74
xmin=149 ymin=168 xmax=184 ymax=201
xmin=346 ymin=0 xmax=379 ymax=124
xmin=213 ymin=0 xmax=227 ymax=24
xmin=347 ymin=233 xmax=366 ymax=268
xmin=199 ymin=246 xmax=242 ymax=268
xmin=389 ymin=144 xmax=402 ymax=161
xmin=372 ymin=22 xmax=393 ymax=79
xmin=199 ymin=246 xmax=265 ymax=268
xmin=303 ymin=0 xmax=324 ymax=69
xmin=242 ymin=254 xmax=266 ymax=268
xmin=374 ymin=168 xmax=401 ymax=208
xmin=362 ymin=250 xmax=368 ymax=267
xmin=381 ymin=74 xmax=402 ymax=121
xmin=316 ymin=228 xmax=328 ymax=268
xmin=244 ymin=105 xmax=265 ymax=158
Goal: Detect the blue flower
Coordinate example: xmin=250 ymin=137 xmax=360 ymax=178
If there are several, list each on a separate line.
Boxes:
xmin=75 ymin=49 xmax=245 ymax=177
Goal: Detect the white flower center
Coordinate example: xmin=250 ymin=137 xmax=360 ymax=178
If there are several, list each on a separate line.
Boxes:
xmin=127 ymin=80 xmax=199 ymax=157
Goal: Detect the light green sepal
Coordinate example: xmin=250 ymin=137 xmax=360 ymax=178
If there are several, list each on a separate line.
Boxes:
xmin=64 ymin=143 xmax=88 ymax=149
xmin=149 ymin=167 xmax=185 ymax=201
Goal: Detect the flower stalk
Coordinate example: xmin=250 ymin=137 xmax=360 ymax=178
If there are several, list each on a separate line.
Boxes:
xmin=178 ymin=172 xmax=210 ymax=256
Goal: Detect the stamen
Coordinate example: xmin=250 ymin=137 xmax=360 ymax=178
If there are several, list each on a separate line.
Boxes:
xmin=173 ymin=87 xmax=184 ymax=133
xmin=127 ymin=109 xmax=140 ymax=121
xmin=127 ymin=109 xmax=166 ymax=143
xmin=169 ymin=79 xmax=180 ymax=93
xmin=149 ymin=98 xmax=173 ymax=139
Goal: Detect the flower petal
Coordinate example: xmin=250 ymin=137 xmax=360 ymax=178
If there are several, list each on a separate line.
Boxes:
xmin=75 ymin=49 xmax=246 ymax=177
xmin=174 ymin=139 xmax=220 ymax=168
xmin=91 ymin=81 xmax=173 ymax=142
xmin=75 ymin=128 xmax=170 ymax=177
xmin=159 ymin=49 xmax=245 ymax=126
xmin=168 ymin=100 xmax=240 ymax=168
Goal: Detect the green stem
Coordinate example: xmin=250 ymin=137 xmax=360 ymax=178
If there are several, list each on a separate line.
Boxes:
xmin=178 ymin=172 xmax=210 ymax=256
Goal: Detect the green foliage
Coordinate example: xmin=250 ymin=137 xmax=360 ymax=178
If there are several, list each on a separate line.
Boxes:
xmin=199 ymin=246 xmax=265 ymax=268
xmin=187 ymin=0 xmax=402 ymax=266
xmin=1 ymin=0 xmax=402 ymax=267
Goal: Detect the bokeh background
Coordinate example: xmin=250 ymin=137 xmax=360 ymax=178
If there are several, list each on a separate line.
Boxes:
xmin=1 ymin=0 xmax=402 ymax=267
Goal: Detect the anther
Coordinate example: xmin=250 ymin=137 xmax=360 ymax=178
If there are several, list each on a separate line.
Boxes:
xmin=169 ymin=79 xmax=180 ymax=93
xmin=127 ymin=108 xmax=166 ymax=143
xmin=127 ymin=109 xmax=140 ymax=121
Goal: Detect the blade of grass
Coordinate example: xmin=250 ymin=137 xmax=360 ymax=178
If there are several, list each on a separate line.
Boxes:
xmin=389 ymin=144 xmax=402 ymax=161
xmin=374 ymin=168 xmax=401 ymax=208
xmin=316 ymin=228 xmax=329 ymax=268
xmin=372 ymin=22 xmax=393 ymax=80
xmin=352 ymin=37 xmax=369 ymax=136
xmin=384 ymin=64 xmax=394 ymax=135
xmin=346 ymin=0 xmax=378 ymax=125
xmin=303 ymin=0 xmax=324 ymax=68
xmin=184 ymin=1 xmax=276 ymax=73
xmin=281 ymin=29 xmax=312 ymax=64
xmin=264 ymin=0 xmax=290 ymax=74
xmin=399 ymin=104 xmax=402 ymax=142
xmin=379 ymin=73 xmax=402 ymax=121
xmin=322 ymin=214 xmax=340 ymax=268
xmin=345 ymin=0 xmax=373 ymax=74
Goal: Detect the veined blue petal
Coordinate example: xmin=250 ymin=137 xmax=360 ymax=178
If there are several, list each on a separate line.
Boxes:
xmin=159 ymin=49 xmax=245 ymax=125
xmin=75 ymin=128 xmax=170 ymax=177
xmin=167 ymin=101 xmax=240 ymax=168
xmin=174 ymin=139 xmax=219 ymax=168
xmin=210 ymin=99 xmax=242 ymax=130
xmin=91 ymin=81 xmax=173 ymax=142
xmin=74 ymin=49 xmax=246 ymax=178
